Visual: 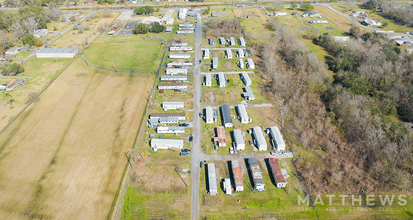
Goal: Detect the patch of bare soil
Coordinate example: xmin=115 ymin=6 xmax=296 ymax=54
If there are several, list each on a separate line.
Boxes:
xmin=207 ymin=91 xmax=216 ymax=103
xmin=224 ymin=61 xmax=233 ymax=70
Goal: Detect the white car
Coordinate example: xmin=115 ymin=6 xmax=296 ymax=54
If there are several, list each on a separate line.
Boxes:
xmin=229 ymin=147 xmax=234 ymax=154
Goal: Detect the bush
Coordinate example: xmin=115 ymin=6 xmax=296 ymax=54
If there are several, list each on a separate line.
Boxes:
xmin=133 ymin=23 xmax=149 ymax=34
xmin=1 ymin=63 xmax=24 ymax=76
xmin=134 ymin=6 xmax=154 ymax=15
xmin=22 ymin=34 xmax=35 ymax=46
xmin=150 ymin=22 xmax=165 ymax=33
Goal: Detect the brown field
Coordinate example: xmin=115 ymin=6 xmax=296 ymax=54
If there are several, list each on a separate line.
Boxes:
xmin=0 ymin=58 xmax=155 ymax=219
xmin=314 ymin=5 xmax=354 ymax=33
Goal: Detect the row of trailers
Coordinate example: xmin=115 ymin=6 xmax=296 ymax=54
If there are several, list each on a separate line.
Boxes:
xmin=209 ymin=36 xmax=246 ymax=47
xmin=207 ymin=158 xmax=287 ymax=195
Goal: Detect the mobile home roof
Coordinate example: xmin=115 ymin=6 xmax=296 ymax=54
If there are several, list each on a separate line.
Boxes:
xmin=221 ymin=104 xmax=232 ymax=125
xmin=231 ymin=160 xmax=243 ymax=189
xmin=237 ymin=104 xmax=248 ymax=120
xmin=162 ymin=101 xmax=185 ymax=106
xmin=270 ymin=126 xmax=285 ymax=149
xmin=233 ymin=129 xmax=244 ymax=146
xmin=269 ymin=158 xmax=286 ymax=183
xmin=253 ymin=126 xmax=266 ymax=147
xmin=241 ymin=72 xmax=252 ymax=85
xmin=207 ymin=163 xmax=218 ymax=193
xmin=206 ymin=106 xmax=213 ymax=119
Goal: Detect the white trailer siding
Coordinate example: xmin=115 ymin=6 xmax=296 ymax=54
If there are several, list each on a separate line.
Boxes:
xmin=269 ymin=126 xmax=286 ymax=151
xmin=203 ymin=49 xmax=210 ymax=59
xmin=253 ymin=126 xmax=267 ymax=151
xmin=162 ymin=101 xmax=185 ymax=111
xmin=178 ymin=8 xmax=188 ymax=19
xmin=206 ymin=107 xmax=213 ymax=124
xmin=169 ymin=54 xmax=191 ymax=59
xmin=239 ymin=37 xmax=246 ymax=47
xmin=226 ymin=49 xmax=233 ymax=59
xmin=151 ymin=139 xmax=184 ymax=151
xmin=243 ymin=86 xmax=255 ymax=100
xmin=237 ymin=104 xmax=249 ymax=124
xmin=238 ymin=59 xmax=244 ymax=69
xmin=233 ymin=129 xmax=245 ymax=150
xmin=241 ymin=71 xmax=252 ymax=86
xmin=161 ymin=75 xmax=187 ymax=81
xmin=213 ymin=57 xmax=218 ymax=69
xmin=166 ymin=68 xmax=188 ymax=75
xmin=157 ymin=83 xmax=188 ymax=90
xmin=156 ymin=126 xmax=185 ymax=134
xmin=205 ymin=74 xmax=212 ymax=86
xmin=207 ymin=163 xmax=218 ymax=195
xmin=246 ymin=58 xmax=255 ymax=69
xmin=229 ymin=37 xmax=235 ymax=46
xmin=218 ymin=72 xmax=226 ymax=88
xmin=237 ymin=49 xmax=244 ymax=58
xmin=219 ymin=37 xmax=225 ymax=44
xmin=224 ymin=178 xmax=232 ymax=195
xmin=170 ymin=46 xmax=193 ymax=51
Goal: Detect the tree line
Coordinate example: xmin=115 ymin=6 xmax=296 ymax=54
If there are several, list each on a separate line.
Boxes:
xmin=261 ymin=18 xmax=413 ymax=194
xmin=362 ymin=0 xmax=413 ymax=27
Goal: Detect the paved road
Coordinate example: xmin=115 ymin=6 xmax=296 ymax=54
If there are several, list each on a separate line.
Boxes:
xmin=190 ymin=12 xmax=207 ymax=220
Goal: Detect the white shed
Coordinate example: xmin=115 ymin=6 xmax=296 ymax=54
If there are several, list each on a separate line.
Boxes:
xmin=162 ymin=101 xmax=185 ymax=111
xmin=206 ymin=107 xmax=213 ymax=124
xmin=203 ymin=49 xmax=210 ymax=59
xmin=237 ymin=104 xmax=249 ymax=124
xmin=237 ymin=49 xmax=244 ymax=58
xmin=226 ymin=49 xmax=233 ymax=59
xmin=241 ymin=71 xmax=252 ymax=86
xmin=218 ymin=72 xmax=226 ymax=88
xmin=253 ymin=126 xmax=267 ymax=151
xmin=233 ymin=129 xmax=245 ymax=151
xmin=151 ymin=139 xmax=184 ymax=151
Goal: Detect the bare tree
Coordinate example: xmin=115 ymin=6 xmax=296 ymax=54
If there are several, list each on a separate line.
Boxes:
xmin=78 ymin=25 xmax=84 ymax=33
xmin=9 ymin=22 xmax=26 ymax=41
xmin=0 ymin=30 xmax=11 ymax=48
xmin=46 ymin=2 xmax=62 ymax=21
xmin=23 ymin=17 xmax=39 ymax=34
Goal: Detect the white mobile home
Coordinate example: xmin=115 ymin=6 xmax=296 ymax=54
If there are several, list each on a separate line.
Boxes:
xmin=274 ymin=11 xmax=287 ymax=16
xmin=237 ymin=104 xmax=249 ymax=124
xmin=243 ymin=86 xmax=255 ymax=100
xmin=176 ymin=30 xmax=194 ymax=34
xmin=207 ymin=163 xmax=218 ymax=195
xmin=157 ymin=83 xmax=188 ymax=90
xmin=246 ymin=58 xmax=255 ymax=69
xmin=169 ymin=54 xmax=191 ymax=59
xmin=229 ymin=37 xmax=235 ymax=46
xmin=218 ymin=72 xmax=226 ymax=88
xmin=170 ymin=46 xmax=193 ymax=51
xmin=241 ymin=71 xmax=252 ymax=86
xmin=224 ymin=178 xmax=232 ymax=195
xmin=233 ymin=129 xmax=245 ymax=151
xmin=237 ymin=49 xmax=244 ymax=58
xmin=310 ymin=20 xmax=328 ymax=24
xmin=156 ymin=126 xmax=185 ymax=134
xmin=205 ymin=74 xmax=212 ymax=86
xmin=239 ymin=37 xmax=246 ymax=47
xmin=238 ymin=59 xmax=244 ymax=69
xmin=161 ymin=75 xmax=187 ymax=81
xmin=219 ymin=37 xmax=225 ymax=44
xmin=268 ymin=126 xmax=286 ymax=151
xmin=212 ymin=57 xmax=218 ymax=69
xmin=253 ymin=126 xmax=267 ymax=151
xmin=203 ymin=49 xmax=210 ymax=59
xmin=178 ymin=8 xmax=188 ymax=19
xmin=162 ymin=101 xmax=185 ymax=111
xmin=206 ymin=107 xmax=213 ymax=124
xmin=166 ymin=68 xmax=188 ymax=75
xmin=226 ymin=49 xmax=233 ymax=59
xmin=151 ymin=139 xmax=184 ymax=151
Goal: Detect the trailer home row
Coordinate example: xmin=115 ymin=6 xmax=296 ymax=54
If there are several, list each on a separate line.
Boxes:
xmin=166 ymin=68 xmax=188 ymax=75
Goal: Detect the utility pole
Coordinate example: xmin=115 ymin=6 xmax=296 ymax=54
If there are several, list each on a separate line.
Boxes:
xmin=113 ymin=58 xmax=118 ymax=72
xmin=85 ymin=51 xmax=88 ymax=65
xmin=128 ymin=149 xmax=134 ymax=169
xmin=308 ymin=170 xmax=313 ymax=194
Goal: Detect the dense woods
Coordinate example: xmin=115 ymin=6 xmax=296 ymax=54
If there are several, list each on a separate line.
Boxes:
xmin=261 ymin=18 xmax=413 ymax=194
xmin=362 ymin=0 xmax=413 ymax=27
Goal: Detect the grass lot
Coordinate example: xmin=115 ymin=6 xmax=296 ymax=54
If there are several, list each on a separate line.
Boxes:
xmin=301 ymin=39 xmax=334 ymax=77
xmin=313 ymin=5 xmax=354 ymax=34
xmin=84 ymin=38 xmax=163 ymax=72
xmin=0 ymin=58 xmax=155 ymax=219
xmin=0 ymin=58 xmax=72 ymax=129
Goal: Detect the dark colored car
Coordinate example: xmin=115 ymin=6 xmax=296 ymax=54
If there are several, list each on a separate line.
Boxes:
xmin=180 ymin=152 xmax=190 ymax=156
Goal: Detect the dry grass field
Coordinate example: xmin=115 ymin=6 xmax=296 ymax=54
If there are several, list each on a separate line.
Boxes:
xmin=0 ymin=58 xmax=155 ymax=219
xmin=314 ymin=5 xmax=354 ymax=34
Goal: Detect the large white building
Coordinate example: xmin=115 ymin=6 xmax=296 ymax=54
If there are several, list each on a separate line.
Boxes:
xmin=178 ymin=8 xmax=188 ymax=19
xmin=253 ymin=126 xmax=267 ymax=151
xmin=166 ymin=68 xmax=188 ymax=75
xmin=233 ymin=129 xmax=245 ymax=151
xmin=36 ymin=48 xmax=78 ymax=58
xmin=206 ymin=106 xmax=213 ymax=124
xmin=268 ymin=126 xmax=286 ymax=151
xmin=241 ymin=71 xmax=252 ymax=86
xmin=151 ymin=139 xmax=184 ymax=151
xmin=237 ymin=104 xmax=249 ymax=123
xmin=162 ymin=101 xmax=185 ymax=111
xmin=218 ymin=72 xmax=226 ymax=88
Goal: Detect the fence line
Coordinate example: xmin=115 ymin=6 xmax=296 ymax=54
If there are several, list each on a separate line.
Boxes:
xmin=78 ymin=55 xmax=153 ymax=74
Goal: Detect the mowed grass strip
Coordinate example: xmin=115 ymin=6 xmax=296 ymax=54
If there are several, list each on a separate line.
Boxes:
xmin=0 ymin=58 xmax=155 ymax=219
xmin=85 ymin=39 xmax=162 ymax=72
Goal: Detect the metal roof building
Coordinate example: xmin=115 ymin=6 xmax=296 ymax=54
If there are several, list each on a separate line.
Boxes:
xmin=167 ymin=61 xmax=193 ymax=67
xmin=237 ymin=104 xmax=249 ymax=124
xmin=156 ymin=126 xmax=185 ymax=134
xmin=162 ymin=101 xmax=185 ymax=111
xmin=169 ymin=54 xmax=191 ymax=59
xmin=237 ymin=49 xmax=244 ymax=58
xmin=214 ymin=126 xmax=227 ymax=147
xmin=161 ymin=75 xmax=187 ymax=81
xmin=253 ymin=126 xmax=267 ymax=151
xmin=219 ymin=37 xmax=225 ymax=44
xmin=206 ymin=107 xmax=213 ymax=124
xmin=268 ymin=158 xmax=287 ymax=188
xmin=150 ymin=113 xmax=185 ymax=120
xmin=241 ymin=71 xmax=252 ymax=86
xmin=246 ymin=58 xmax=255 ymax=69
xmin=207 ymin=163 xmax=218 ymax=195
xmin=212 ymin=57 xmax=218 ymax=69
xmin=224 ymin=178 xmax=232 ymax=195
xmin=157 ymin=83 xmax=188 ymax=90
xmin=233 ymin=129 xmax=245 ymax=151
xmin=230 ymin=160 xmax=244 ymax=191
xmin=166 ymin=68 xmax=188 ymax=75
xmin=221 ymin=104 xmax=233 ymax=128
xmin=170 ymin=46 xmax=193 ymax=51
xmin=178 ymin=8 xmax=188 ymax=19
xmin=226 ymin=48 xmax=233 ymax=59
xmin=36 ymin=48 xmax=78 ymax=58
xmin=176 ymin=30 xmax=194 ymax=34
xmin=238 ymin=59 xmax=244 ymax=69
xmin=239 ymin=37 xmax=246 ymax=47
xmin=205 ymin=73 xmax=212 ymax=86
xmin=268 ymin=126 xmax=286 ymax=151
xmin=158 ymin=116 xmax=180 ymax=124
xmin=151 ymin=139 xmax=184 ymax=151
xmin=247 ymin=158 xmax=265 ymax=191
xmin=171 ymin=42 xmax=188 ymax=46
xmin=229 ymin=37 xmax=235 ymax=46
xmin=243 ymin=86 xmax=255 ymax=100
xmin=218 ymin=72 xmax=226 ymax=88
xmin=203 ymin=49 xmax=210 ymax=59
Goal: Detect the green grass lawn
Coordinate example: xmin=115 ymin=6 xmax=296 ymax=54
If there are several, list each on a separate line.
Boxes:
xmin=84 ymin=39 xmax=163 ymax=72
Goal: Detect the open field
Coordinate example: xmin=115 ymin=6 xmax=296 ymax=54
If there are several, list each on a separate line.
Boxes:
xmin=0 ymin=58 xmax=155 ymax=219
xmin=84 ymin=38 xmax=163 ymax=72
xmin=313 ymin=5 xmax=354 ymax=34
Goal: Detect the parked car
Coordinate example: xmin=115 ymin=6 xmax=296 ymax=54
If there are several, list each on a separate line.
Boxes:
xmin=180 ymin=152 xmax=190 ymax=156
xmin=189 ymin=135 xmax=193 ymax=142
xmin=270 ymin=151 xmax=277 ymax=155
xmin=249 ymin=140 xmax=254 ymax=146
xmin=199 ymin=112 xmax=203 ymax=118
xmin=182 ymin=149 xmax=191 ymax=153
xmin=229 ymin=147 xmax=234 ymax=154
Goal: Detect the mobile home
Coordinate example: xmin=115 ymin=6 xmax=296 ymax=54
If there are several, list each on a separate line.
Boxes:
xmin=253 ymin=126 xmax=267 ymax=151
